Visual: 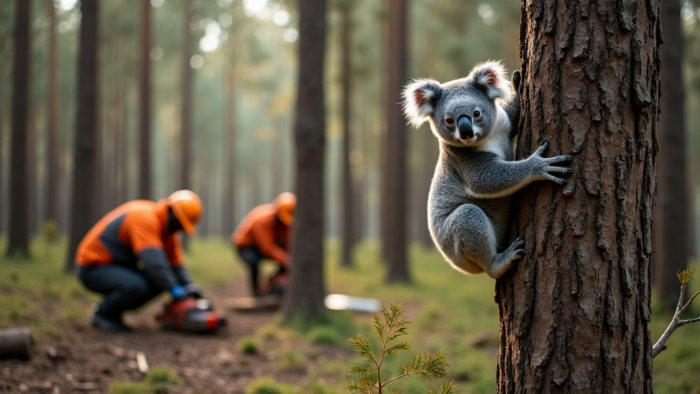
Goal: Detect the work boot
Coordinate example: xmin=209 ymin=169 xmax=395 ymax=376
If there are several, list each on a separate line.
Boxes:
xmin=91 ymin=312 xmax=130 ymax=332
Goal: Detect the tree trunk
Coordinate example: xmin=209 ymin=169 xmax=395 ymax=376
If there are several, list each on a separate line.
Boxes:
xmin=384 ymin=0 xmax=409 ymax=282
xmin=496 ymin=1 xmax=660 ymax=392
xmin=653 ymin=0 xmax=689 ymax=310
xmin=138 ymin=0 xmax=152 ymax=200
xmin=6 ymin=0 xmax=31 ymax=256
xmin=340 ymin=3 xmax=354 ymax=267
xmin=223 ymin=67 xmax=237 ymax=236
xmin=180 ymin=0 xmax=192 ymax=191
xmin=26 ymin=113 xmax=36 ymax=235
xmin=66 ymin=0 xmax=99 ymax=272
xmin=283 ymin=0 xmax=328 ymax=322
xmin=46 ymin=0 xmax=59 ymax=224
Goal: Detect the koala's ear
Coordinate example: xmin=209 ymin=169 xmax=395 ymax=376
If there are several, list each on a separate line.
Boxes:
xmin=470 ymin=61 xmax=514 ymax=102
xmin=402 ymin=79 xmax=442 ymax=127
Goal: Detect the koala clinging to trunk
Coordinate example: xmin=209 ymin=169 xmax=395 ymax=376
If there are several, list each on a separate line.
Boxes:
xmin=403 ymin=62 xmax=573 ymax=279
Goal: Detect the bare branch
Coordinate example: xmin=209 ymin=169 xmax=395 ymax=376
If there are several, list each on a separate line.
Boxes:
xmin=653 ymin=270 xmax=700 ymax=358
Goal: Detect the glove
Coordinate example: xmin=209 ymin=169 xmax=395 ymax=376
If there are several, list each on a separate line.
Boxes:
xmin=170 ymin=285 xmax=185 ymax=300
xmin=184 ymin=283 xmax=202 ymax=299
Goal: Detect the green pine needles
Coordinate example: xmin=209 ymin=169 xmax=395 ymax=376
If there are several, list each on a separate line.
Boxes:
xmin=346 ymin=303 xmax=455 ymax=394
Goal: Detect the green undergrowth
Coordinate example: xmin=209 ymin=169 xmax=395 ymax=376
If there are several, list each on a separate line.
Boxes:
xmin=2 ymin=235 xmax=700 ymax=392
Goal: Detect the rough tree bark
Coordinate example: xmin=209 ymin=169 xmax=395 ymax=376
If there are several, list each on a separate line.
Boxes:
xmin=6 ymin=0 xmax=31 ymax=256
xmin=283 ymin=0 xmax=328 ymax=322
xmin=384 ymin=0 xmax=410 ymax=282
xmin=138 ymin=0 xmax=152 ymax=200
xmin=66 ymin=0 xmax=99 ymax=271
xmin=653 ymin=0 xmax=689 ymax=310
xmin=46 ymin=0 xmax=59 ymax=224
xmin=496 ymin=0 xmax=660 ymax=392
xmin=180 ymin=0 xmax=192 ymax=191
xmin=340 ymin=2 xmax=355 ymax=268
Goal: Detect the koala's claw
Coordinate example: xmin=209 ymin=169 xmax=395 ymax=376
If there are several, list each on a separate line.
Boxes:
xmin=515 ymin=250 xmax=525 ymax=257
xmin=541 ymin=139 xmax=549 ymax=148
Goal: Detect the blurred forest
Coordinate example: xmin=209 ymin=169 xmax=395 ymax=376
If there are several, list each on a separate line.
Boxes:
xmin=0 ymin=0 xmax=698 ymax=256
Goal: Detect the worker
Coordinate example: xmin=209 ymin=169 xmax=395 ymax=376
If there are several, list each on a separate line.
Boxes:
xmin=75 ymin=190 xmax=204 ymax=332
xmin=232 ymin=192 xmax=295 ymax=297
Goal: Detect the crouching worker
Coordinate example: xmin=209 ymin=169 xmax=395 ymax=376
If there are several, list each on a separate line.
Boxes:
xmin=75 ymin=190 xmax=204 ymax=332
xmin=232 ymin=193 xmax=295 ymax=297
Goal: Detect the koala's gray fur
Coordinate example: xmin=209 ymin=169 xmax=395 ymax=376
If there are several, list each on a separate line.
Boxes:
xmin=402 ymin=62 xmax=572 ymax=279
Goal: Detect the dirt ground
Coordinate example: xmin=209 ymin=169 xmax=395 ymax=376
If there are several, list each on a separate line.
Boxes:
xmin=0 ymin=279 xmax=353 ymax=394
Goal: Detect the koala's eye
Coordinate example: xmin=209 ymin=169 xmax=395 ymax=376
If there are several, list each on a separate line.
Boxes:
xmin=445 ymin=117 xmax=455 ymax=126
xmin=473 ymin=110 xmax=481 ymax=118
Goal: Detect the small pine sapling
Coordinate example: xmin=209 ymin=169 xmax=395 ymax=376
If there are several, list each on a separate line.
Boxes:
xmin=346 ymin=303 xmax=455 ymax=394
xmin=653 ymin=268 xmax=700 ymax=358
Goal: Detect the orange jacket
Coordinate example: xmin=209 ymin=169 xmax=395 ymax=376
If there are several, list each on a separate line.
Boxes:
xmin=232 ymin=203 xmax=290 ymax=264
xmin=76 ymin=200 xmax=187 ymax=290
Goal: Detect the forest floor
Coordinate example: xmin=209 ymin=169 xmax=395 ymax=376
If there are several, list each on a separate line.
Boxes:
xmin=0 ymin=275 xmax=354 ymax=394
xmin=1 ymin=238 xmax=700 ymax=394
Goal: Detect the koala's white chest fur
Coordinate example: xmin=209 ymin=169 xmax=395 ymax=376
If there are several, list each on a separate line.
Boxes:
xmin=474 ymin=105 xmax=514 ymax=160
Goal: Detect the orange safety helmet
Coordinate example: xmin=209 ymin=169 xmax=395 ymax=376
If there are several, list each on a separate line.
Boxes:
xmin=167 ymin=190 xmax=203 ymax=235
xmin=274 ymin=192 xmax=296 ymax=226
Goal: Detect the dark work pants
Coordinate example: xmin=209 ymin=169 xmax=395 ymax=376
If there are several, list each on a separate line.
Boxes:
xmin=237 ymin=246 xmax=285 ymax=297
xmin=78 ymin=265 xmax=163 ymax=319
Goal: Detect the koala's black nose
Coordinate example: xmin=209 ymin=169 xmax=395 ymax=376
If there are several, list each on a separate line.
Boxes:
xmin=457 ymin=115 xmax=473 ymax=139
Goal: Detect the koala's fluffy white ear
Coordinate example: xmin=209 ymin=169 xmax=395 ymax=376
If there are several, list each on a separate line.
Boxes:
xmin=470 ymin=61 xmax=514 ymax=102
xmin=402 ymin=79 xmax=442 ymax=127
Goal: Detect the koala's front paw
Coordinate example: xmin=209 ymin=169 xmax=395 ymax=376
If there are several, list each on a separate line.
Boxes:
xmin=532 ymin=140 xmax=573 ymax=186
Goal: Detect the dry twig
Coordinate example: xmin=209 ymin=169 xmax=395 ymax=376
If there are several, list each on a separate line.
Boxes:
xmin=652 ymin=268 xmax=700 ymax=358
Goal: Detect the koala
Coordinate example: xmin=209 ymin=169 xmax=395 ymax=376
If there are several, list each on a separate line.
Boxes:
xmin=402 ymin=62 xmax=573 ymax=279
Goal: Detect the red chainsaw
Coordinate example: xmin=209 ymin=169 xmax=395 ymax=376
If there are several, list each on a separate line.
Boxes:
xmin=159 ymin=297 xmax=227 ymax=333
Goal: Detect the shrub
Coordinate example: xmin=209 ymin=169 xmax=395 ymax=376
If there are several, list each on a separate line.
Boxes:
xmin=146 ymin=366 xmax=182 ymax=392
xmin=307 ymin=326 xmax=341 ymax=345
xmin=276 ymin=350 xmax=305 ymax=372
xmin=239 ymin=336 xmax=259 ymax=355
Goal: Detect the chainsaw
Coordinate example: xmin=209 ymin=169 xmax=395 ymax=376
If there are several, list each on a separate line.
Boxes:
xmin=159 ymin=297 xmax=227 ymax=333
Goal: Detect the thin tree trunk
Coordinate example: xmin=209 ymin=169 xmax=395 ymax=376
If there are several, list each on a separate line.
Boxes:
xmin=26 ymin=113 xmax=36 ymax=235
xmin=46 ymin=0 xmax=59 ymax=224
xmin=138 ymin=0 xmax=152 ymax=200
xmin=496 ymin=0 xmax=660 ymax=392
xmin=223 ymin=67 xmax=237 ymax=236
xmin=340 ymin=3 xmax=354 ymax=267
xmin=384 ymin=0 xmax=409 ymax=282
xmin=283 ymin=0 xmax=328 ymax=322
xmin=7 ymin=0 xmax=31 ymax=256
xmin=653 ymin=0 xmax=689 ymax=310
xmin=0 ymin=84 xmax=5 ymax=234
xmin=66 ymin=0 xmax=99 ymax=272
xmin=180 ymin=0 xmax=192 ymax=190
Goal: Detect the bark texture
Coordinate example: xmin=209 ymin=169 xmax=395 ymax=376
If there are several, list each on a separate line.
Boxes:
xmin=66 ymin=0 xmax=99 ymax=271
xmin=384 ymin=0 xmax=410 ymax=282
xmin=653 ymin=0 xmax=689 ymax=310
xmin=496 ymin=0 xmax=660 ymax=392
xmin=7 ymin=0 xmax=31 ymax=256
xmin=283 ymin=0 xmax=328 ymax=321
